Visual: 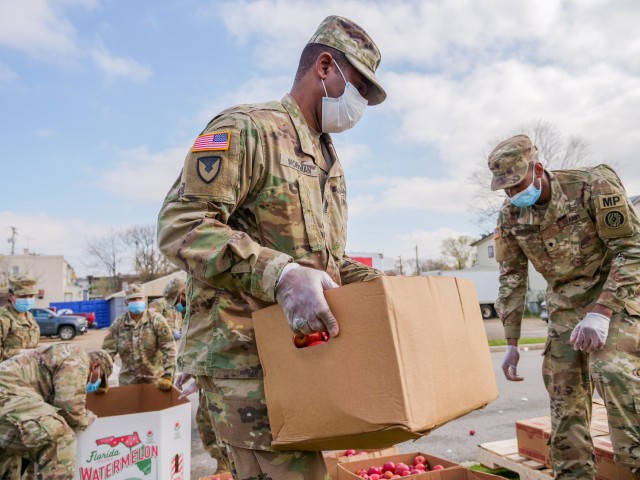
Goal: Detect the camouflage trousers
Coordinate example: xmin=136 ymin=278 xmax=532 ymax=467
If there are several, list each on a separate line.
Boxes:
xmin=0 ymin=413 xmax=76 ymax=480
xmin=195 ymin=378 xmax=231 ymax=473
xmin=543 ymin=309 xmax=640 ymax=480
xmin=198 ymin=376 xmax=330 ymax=480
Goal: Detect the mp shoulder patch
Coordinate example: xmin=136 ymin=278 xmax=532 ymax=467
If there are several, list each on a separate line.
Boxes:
xmin=596 ymin=194 xmax=633 ymax=238
xmin=192 ymin=130 xmax=231 ymax=152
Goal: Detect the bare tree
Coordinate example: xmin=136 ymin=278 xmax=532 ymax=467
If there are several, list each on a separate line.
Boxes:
xmin=468 ymin=120 xmax=594 ymax=233
xmin=86 ymin=230 xmax=123 ymax=291
xmin=441 ymin=235 xmax=477 ymax=270
xmin=120 ymin=225 xmax=175 ymax=282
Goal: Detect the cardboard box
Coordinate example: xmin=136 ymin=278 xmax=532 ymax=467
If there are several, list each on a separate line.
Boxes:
xmin=75 ymin=384 xmax=191 ymax=480
xmin=593 ymin=436 xmax=635 ymax=480
xmin=199 ymin=474 xmax=234 ymax=480
xmin=253 ymin=276 xmax=499 ymax=450
xmin=335 ymin=451 xmax=458 ymax=480
xmin=324 ymin=447 xmax=399 ymax=480
xmin=516 ymin=415 xmax=609 ymax=468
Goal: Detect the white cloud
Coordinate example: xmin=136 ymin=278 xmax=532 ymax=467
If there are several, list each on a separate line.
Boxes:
xmin=0 ymin=62 xmax=17 ymax=82
xmin=0 ymin=0 xmax=81 ymax=62
xmin=90 ymin=45 xmax=153 ymax=84
xmin=99 ymin=145 xmax=189 ymax=202
xmin=348 ymin=176 xmax=474 ymax=216
xmin=0 ymin=211 xmax=117 ymax=277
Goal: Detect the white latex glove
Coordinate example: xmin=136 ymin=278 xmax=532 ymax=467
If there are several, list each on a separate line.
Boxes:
xmin=501 ymin=345 xmax=523 ymax=381
xmin=174 ymin=372 xmax=192 ymax=390
xmin=275 ymin=264 xmax=340 ymax=336
xmin=178 ymin=381 xmax=199 ymax=400
xmin=86 ymin=409 xmax=97 ymax=426
xmin=570 ymin=312 xmax=610 ymax=352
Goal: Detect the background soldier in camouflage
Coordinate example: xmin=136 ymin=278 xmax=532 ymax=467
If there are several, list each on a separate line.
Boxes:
xmin=0 ymin=343 xmax=112 ymax=479
xmin=0 ymin=276 xmax=40 ymax=361
xmin=157 ymin=15 xmax=385 ymax=480
xmin=490 ymin=135 xmax=640 ymax=479
xmin=102 ymin=283 xmax=176 ymax=390
xmin=149 ymin=276 xmax=184 ymax=339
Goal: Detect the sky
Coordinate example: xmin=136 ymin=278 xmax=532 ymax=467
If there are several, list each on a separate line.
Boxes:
xmin=1 ymin=0 xmax=640 ymax=276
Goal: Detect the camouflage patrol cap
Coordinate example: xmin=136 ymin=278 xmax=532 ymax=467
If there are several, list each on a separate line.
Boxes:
xmin=163 ymin=277 xmax=186 ymax=306
xmin=88 ymin=349 xmax=113 ymax=382
xmin=308 ymin=15 xmax=386 ymax=106
xmin=124 ymin=283 xmax=145 ymax=300
xmin=8 ymin=276 xmax=37 ymax=296
xmin=488 ymin=135 xmax=538 ymax=191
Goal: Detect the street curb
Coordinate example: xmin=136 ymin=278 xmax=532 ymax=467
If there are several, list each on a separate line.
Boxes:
xmin=489 ymin=343 xmax=545 ymax=353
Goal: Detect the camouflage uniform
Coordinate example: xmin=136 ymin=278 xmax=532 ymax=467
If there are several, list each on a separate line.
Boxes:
xmin=149 ymin=296 xmax=182 ymax=332
xmin=492 ymin=137 xmax=640 ymax=479
xmin=102 ymin=284 xmax=176 ymax=385
xmin=0 ymin=344 xmax=92 ymax=478
xmin=157 ymin=15 xmax=385 ymax=480
xmin=0 ymin=277 xmax=40 ymax=362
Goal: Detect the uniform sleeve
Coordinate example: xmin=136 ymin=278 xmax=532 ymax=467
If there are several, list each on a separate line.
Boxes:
xmin=588 ymin=165 xmax=640 ymax=313
xmin=339 ymin=256 xmax=384 ymax=284
xmin=494 ymin=217 xmax=529 ymax=339
xmin=101 ymin=321 xmax=118 ymax=361
xmin=157 ymin=113 xmax=292 ymax=304
xmin=0 ymin=314 xmax=8 ymax=361
xmin=51 ymin=347 xmax=89 ymax=430
xmin=153 ymin=315 xmax=177 ymax=378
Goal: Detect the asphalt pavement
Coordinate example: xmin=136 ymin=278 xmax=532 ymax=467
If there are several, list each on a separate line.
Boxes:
xmin=44 ymin=316 xmax=551 ymax=477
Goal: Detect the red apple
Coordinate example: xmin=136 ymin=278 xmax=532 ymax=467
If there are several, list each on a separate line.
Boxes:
xmin=410 ymin=469 xmax=422 ymax=475
xmin=370 ymin=475 xmax=380 ymax=480
xmin=292 ymin=333 xmax=310 ymax=348
xmin=382 ymin=471 xmax=394 ymax=479
xmin=469 ymin=429 xmax=476 ymax=436
xmin=431 ymin=465 xmax=445 ymax=471
xmin=413 ymin=463 xmax=426 ymax=471
xmin=413 ymin=455 xmax=426 ymax=466
xmin=344 ymin=449 xmax=357 ymax=457
xmin=368 ymin=466 xmax=382 ymax=475
xmin=382 ymin=462 xmax=396 ymax=473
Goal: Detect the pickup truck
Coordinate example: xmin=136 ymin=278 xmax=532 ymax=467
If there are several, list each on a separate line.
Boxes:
xmin=57 ymin=309 xmax=96 ymax=328
xmin=31 ymin=308 xmax=88 ymax=340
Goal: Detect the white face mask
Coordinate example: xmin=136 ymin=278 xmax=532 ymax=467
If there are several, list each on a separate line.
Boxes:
xmin=321 ymin=61 xmax=368 ymax=133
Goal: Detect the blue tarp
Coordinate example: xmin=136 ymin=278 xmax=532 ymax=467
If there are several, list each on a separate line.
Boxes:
xmin=49 ymin=300 xmax=111 ymax=328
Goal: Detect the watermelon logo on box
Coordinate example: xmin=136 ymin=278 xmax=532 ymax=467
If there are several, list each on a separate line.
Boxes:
xmin=78 ymin=431 xmax=159 ymax=479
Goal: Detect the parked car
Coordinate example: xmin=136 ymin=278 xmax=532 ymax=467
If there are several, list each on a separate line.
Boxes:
xmin=30 ymin=308 xmax=88 ymax=340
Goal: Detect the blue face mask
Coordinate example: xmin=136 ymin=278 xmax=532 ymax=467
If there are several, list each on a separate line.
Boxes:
xmin=510 ymin=171 xmax=542 ymax=208
xmin=86 ymin=367 xmax=102 ymax=393
xmin=128 ymin=301 xmax=146 ymax=315
xmin=175 ymin=303 xmax=185 ymax=313
xmin=14 ymin=298 xmax=35 ymax=313
xmin=86 ymin=377 xmax=102 ymax=393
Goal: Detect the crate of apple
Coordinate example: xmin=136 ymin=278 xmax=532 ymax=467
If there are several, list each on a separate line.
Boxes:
xmin=354 ymin=455 xmax=445 ymax=479
xmin=292 ymin=331 xmax=330 ymax=348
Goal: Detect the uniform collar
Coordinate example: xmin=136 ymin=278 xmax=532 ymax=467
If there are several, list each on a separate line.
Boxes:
xmin=125 ymin=310 xmax=149 ymax=324
xmin=281 ymin=94 xmax=326 ymax=160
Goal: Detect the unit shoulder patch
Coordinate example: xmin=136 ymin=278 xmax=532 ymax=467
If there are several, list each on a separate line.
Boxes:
xmin=192 ymin=130 xmax=231 ymax=152
xmin=596 ymin=194 xmax=633 ymax=238
xmin=197 ymin=156 xmax=222 ymax=184
xmin=598 ymin=193 xmax=625 ymax=210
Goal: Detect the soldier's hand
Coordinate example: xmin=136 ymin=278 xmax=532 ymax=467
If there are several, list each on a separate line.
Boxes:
xmin=501 ymin=345 xmax=523 ymax=381
xmin=178 ymin=380 xmax=199 ymax=400
xmin=570 ymin=312 xmax=610 ymax=352
xmin=87 ymin=409 xmax=98 ymax=426
xmin=175 ymin=372 xmax=192 ymax=390
xmin=275 ymin=264 xmax=339 ymax=337
xmin=156 ymin=376 xmax=173 ymax=391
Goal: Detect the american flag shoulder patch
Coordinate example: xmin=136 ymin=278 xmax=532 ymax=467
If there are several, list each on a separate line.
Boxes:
xmin=192 ymin=130 xmax=231 ymax=152
xmin=493 ymin=227 xmax=501 ymax=239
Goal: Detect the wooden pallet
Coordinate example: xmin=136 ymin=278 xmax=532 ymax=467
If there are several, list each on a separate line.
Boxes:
xmin=477 ymin=439 xmax=553 ymax=480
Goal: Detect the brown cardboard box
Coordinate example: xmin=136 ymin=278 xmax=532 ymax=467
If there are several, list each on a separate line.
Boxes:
xmin=516 ymin=415 xmax=609 ymax=468
xmin=199 ymin=473 xmax=234 ymax=480
xmin=335 ymin=451 xmax=457 ymax=479
xmin=593 ymin=436 xmax=635 ymax=480
xmin=324 ymin=447 xmax=399 ymax=480
xmin=253 ymin=276 xmax=499 ymax=450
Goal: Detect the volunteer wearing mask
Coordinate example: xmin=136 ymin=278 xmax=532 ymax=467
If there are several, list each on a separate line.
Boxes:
xmin=102 ymin=283 xmax=176 ymax=390
xmin=0 ymin=276 xmax=40 ymax=361
xmin=0 ymin=344 xmax=112 ymax=478
xmin=149 ymin=276 xmax=184 ymax=340
xmin=157 ymin=15 xmax=386 ymax=479
xmin=490 ymin=135 xmax=640 ymax=479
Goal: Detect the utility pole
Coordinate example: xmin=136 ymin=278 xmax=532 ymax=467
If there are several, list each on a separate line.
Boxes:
xmin=397 ymin=256 xmax=403 ymax=275
xmin=7 ymin=227 xmax=17 ymax=255
xmin=415 ymin=245 xmax=419 ymax=276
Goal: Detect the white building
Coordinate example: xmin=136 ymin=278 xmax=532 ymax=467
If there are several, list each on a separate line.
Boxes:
xmin=0 ymin=250 xmax=84 ymax=307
